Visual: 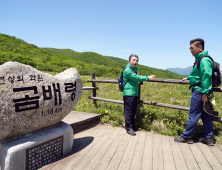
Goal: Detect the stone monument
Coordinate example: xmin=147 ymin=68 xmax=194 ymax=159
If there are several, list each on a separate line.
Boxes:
xmin=0 ymin=62 xmax=82 ymax=170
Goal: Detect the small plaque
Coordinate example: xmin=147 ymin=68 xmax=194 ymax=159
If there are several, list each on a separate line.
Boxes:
xmin=26 ymin=136 xmax=63 ymax=170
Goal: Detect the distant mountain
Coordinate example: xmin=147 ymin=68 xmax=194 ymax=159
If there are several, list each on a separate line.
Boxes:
xmin=166 ymin=66 xmax=193 ymax=76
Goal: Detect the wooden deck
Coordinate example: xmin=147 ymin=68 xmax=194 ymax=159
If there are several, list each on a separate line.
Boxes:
xmin=40 ymin=124 xmax=222 ymax=170
xmin=62 ymin=111 xmax=101 ymax=133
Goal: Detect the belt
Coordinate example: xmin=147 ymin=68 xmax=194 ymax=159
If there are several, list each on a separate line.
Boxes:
xmin=189 ymin=82 xmax=201 ymax=92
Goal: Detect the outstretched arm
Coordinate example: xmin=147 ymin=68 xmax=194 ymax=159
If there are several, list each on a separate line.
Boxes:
xmin=124 ymin=68 xmax=148 ymax=82
xmin=148 ymin=75 xmax=155 ymax=80
xmin=181 ymin=78 xmax=188 ymax=81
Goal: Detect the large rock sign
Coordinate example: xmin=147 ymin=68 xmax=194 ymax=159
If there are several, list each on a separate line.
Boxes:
xmin=0 ymin=62 xmax=82 ymax=140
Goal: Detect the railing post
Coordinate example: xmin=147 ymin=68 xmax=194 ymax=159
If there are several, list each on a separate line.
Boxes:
xmin=136 ymin=73 xmax=142 ymax=122
xmin=92 ymin=73 xmax=97 ymax=107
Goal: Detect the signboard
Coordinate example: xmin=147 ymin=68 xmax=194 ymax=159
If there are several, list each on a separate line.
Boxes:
xmin=26 ymin=136 xmax=63 ymax=170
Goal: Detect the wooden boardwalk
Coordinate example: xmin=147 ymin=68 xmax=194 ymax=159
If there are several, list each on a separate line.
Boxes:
xmin=62 ymin=111 xmax=101 ymax=133
xmin=40 ymin=124 xmax=222 ymax=170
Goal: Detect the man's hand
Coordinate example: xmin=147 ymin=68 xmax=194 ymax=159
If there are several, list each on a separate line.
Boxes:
xmin=181 ymin=78 xmax=187 ymax=81
xmin=148 ymin=75 xmax=155 ymax=80
xmin=202 ymin=94 xmax=208 ymax=102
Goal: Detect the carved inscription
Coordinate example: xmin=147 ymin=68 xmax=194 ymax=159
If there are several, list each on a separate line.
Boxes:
xmin=0 ymin=62 xmax=82 ymax=140
xmin=11 ymin=82 xmax=76 ymax=113
xmin=0 ymin=74 xmax=43 ymax=85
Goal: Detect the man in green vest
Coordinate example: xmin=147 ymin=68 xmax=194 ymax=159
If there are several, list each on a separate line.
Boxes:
xmin=123 ymin=54 xmax=155 ymax=135
xmin=174 ymin=38 xmax=214 ymax=146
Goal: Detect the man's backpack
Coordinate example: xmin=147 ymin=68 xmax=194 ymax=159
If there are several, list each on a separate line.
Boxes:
xmin=196 ymin=55 xmax=221 ymax=87
xmin=118 ymin=67 xmax=134 ymax=92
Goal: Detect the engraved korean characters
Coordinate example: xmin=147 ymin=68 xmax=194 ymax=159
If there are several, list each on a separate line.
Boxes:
xmin=0 ymin=62 xmax=82 ymax=139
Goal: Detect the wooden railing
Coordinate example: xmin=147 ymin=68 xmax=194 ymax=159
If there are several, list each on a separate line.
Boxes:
xmin=83 ymin=73 xmax=222 ymax=122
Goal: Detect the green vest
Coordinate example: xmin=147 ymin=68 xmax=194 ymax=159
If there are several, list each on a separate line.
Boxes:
xmin=187 ymin=51 xmax=213 ymax=94
xmin=123 ymin=63 xmax=148 ymax=96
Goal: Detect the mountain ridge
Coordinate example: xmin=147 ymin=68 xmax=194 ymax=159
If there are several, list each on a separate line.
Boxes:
xmin=0 ymin=33 xmax=182 ymax=79
xmin=166 ymin=66 xmax=193 ymax=76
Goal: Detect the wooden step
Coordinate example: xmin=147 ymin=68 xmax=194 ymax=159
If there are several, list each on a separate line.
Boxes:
xmin=62 ymin=111 xmax=101 ymax=133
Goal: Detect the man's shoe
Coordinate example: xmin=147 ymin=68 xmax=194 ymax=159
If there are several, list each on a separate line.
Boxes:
xmin=199 ymin=137 xmax=214 ymax=146
xmin=174 ymin=136 xmax=193 ymax=144
xmin=126 ymin=128 xmax=136 ymax=136
xmin=132 ymin=126 xmax=141 ymax=131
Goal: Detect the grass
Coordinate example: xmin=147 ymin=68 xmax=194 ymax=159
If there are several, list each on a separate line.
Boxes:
xmin=74 ymin=76 xmax=222 ymax=144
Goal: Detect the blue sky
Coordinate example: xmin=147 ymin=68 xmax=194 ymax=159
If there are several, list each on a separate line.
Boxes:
xmin=1 ymin=0 xmax=222 ymax=70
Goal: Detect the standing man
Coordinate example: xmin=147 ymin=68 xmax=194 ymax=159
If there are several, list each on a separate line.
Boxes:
xmin=123 ymin=54 xmax=155 ymax=136
xmin=174 ymin=38 xmax=214 ymax=146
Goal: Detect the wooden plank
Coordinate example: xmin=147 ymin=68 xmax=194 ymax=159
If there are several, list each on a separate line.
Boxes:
xmin=86 ymin=78 xmax=190 ymax=85
xmin=118 ymin=127 xmax=127 ymax=135
xmin=62 ymin=111 xmax=100 ymax=123
xmin=161 ymin=135 xmax=176 ymax=170
xmin=129 ymin=132 xmax=146 ymax=170
xmin=178 ymin=143 xmax=200 ymax=170
xmin=88 ymin=96 xmax=124 ymax=104
xmin=70 ymin=124 xmax=109 ymax=138
xmin=83 ymin=128 xmax=121 ymax=170
xmin=52 ymin=126 xmax=113 ymax=170
xmin=108 ymin=127 xmax=122 ymax=139
xmin=188 ymin=143 xmax=212 ymax=170
xmin=79 ymin=125 xmax=110 ymax=137
xmin=87 ymin=79 xmax=118 ymax=83
xmin=86 ymin=79 xmax=222 ymax=92
xmin=39 ymin=125 xmax=222 ymax=170
xmin=212 ymin=87 xmax=222 ymax=92
xmin=88 ymin=96 xmax=191 ymax=111
xmin=62 ymin=111 xmax=101 ymax=133
xmin=95 ymin=129 xmax=125 ymax=170
xmin=216 ymin=144 xmax=222 ymax=151
xmin=64 ymin=111 xmax=100 ymax=117
xmin=117 ymin=134 xmax=139 ymax=170
xmin=148 ymin=78 xmax=189 ymax=84
xmin=73 ymin=124 xmax=104 ymax=139
xmin=69 ymin=127 xmax=115 ymax=170
xmin=39 ymin=124 xmax=105 ymax=170
xmin=106 ymin=133 xmax=131 ymax=170
xmin=141 ymin=132 xmax=153 ymax=170
xmin=140 ymin=100 xmax=190 ymax=111
xmin=197 ymin=143 xmax=222 ymax=170
xmin=169 ymin=137 xmax=188 ymax=170
xmin=153 ymin=134 xmax=164 ymax=170
xmin=209 ymin=144 xmax=222 ymax=165
xmin=82 ymin=87 xmax=99 ymax=90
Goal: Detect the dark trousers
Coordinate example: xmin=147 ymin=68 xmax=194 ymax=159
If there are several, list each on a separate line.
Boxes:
xmin=123 ymin=96 xmax=138 ymax=131
xmin=182 ymin=89 xmax=213 ymax=139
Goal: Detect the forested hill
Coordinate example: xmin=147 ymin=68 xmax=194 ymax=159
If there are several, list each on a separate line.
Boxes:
xmin=48 ymin=48 xmax=182 ymax=79
xmin=0 ymin=33 xmax=182 ymax=79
